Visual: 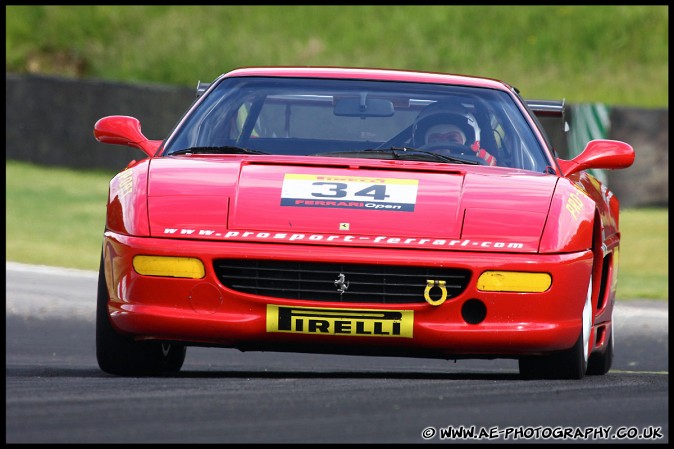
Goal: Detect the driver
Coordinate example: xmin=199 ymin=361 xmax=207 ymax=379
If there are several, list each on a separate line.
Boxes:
xmin=412 ymin=104 xmax=497 ymax=166
xmin=425 ymin=123 xmax=467 ymax=146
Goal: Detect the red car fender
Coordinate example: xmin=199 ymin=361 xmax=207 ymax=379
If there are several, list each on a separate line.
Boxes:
xmin=106 ymin=160 xmax=151 ymax=236
xmin=578 ymin=172 xmax=620 ymax=241
xmin=539 ymin=177 xmax=596 ymax=254
xmin=573 ymin=172 xmax=622 ymax=329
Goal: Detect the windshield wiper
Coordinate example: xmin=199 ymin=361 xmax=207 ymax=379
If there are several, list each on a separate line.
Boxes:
xmin=364 ymin=147 xmax=479 ymax=165
xmin=169 ymin=146 xmax=269 ymax=156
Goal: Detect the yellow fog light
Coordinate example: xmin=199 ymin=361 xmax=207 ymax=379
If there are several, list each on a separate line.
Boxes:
xmin=133 ymin=255 xmax=205 ymax=279
xmin=477 ymin=271 xmax=551 ymax=293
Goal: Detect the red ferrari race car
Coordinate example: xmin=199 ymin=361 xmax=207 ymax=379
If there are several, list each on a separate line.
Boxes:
xmin=93 ymin=67 xmax=634 ymax=378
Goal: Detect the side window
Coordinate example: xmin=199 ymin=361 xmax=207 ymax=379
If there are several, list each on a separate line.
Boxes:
xmin=256 ymin=103 xmax=289 ymax=138
xmin=228 ymin=100 xmax=261 ymax=139
xmin=490 ymin=115 xmax=507 ymax=154
xmin=484 ymin=112 xmax=513 ymax=167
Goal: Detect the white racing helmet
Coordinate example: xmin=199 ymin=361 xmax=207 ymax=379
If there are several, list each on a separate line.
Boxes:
xmin=412 ymin=102 xmax=481 ymax=147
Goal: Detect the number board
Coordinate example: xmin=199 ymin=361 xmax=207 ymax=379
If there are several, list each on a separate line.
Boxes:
xmin=280 ymin=174 xmax=419 ymax=212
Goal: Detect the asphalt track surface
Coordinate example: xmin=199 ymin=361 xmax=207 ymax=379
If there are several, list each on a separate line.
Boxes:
xmin=5 ymin=262 xmax=669 ymax=443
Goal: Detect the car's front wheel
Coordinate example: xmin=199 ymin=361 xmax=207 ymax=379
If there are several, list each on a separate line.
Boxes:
xmin=96 ymin=252 xmax=186 ymax=376
xmin=519 ymin=279 xmax=593 ymax=380
xmin=587 ymin=309 xmax=614 ymax=375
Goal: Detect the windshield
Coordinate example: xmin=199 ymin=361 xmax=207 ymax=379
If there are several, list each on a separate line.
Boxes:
xmin=163 ymin=77 xmax=550 ymax=171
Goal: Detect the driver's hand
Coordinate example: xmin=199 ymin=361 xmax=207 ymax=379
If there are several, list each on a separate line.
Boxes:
xmin=470 ymin=141 xmax=497 ymax=166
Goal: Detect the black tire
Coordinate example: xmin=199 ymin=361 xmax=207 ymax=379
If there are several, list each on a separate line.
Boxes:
xmin=519 ymin=280 xmax=593 ymax=380
xmin=96 ymin=251 xmax=186 ymax=376
xmin=587 ymin=331 xmax=613 ymax=375
xmin=518 ymin=332 xmax=587 ymax=380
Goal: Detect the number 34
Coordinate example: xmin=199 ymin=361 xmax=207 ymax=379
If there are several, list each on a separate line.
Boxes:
xmin=311 ymin=182 xmax=390 ymax=201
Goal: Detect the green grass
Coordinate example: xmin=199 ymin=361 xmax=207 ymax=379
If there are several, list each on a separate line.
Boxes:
xmin=5 ymin=160 xmax=116 ymax=270
xmin=5 ymin=160 xmax=668 ymax=300
xmin=5 ymin=5 xmax=668 ymax=108
xmin=617 ymin=208 xmax=669 ymax=300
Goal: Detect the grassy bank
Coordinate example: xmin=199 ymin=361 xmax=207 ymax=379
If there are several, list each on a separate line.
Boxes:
xmin=5 ymin=5 xmax=668 ymax=107
xmin=5 ymin=160 xmax=668 ymax=300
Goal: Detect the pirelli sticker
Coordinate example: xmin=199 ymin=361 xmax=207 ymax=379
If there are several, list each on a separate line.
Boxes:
xmin=266 ymin=305 xmax=413 ymax=338
xmin=280 ymin=174 xmax=419 ymax=212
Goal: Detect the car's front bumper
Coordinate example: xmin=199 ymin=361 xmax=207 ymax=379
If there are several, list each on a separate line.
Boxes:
xmin=102 ymin=231 xmax=595 ymax=359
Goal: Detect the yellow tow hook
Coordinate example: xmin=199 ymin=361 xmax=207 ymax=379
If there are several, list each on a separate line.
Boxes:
xmin=424 ymin=280 xmax=448 ymax=306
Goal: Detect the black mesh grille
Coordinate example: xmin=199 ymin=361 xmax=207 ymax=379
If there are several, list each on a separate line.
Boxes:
xmin=213 ymin=259 xmax=471 ymax=304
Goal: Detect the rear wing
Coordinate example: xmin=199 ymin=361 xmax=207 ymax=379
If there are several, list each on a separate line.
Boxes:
xmin=196 ymin=81 xmax=211 ymax=98
xmin=526 ymin=99 xmax=569 ymax=155
xmin=526 ymin=99 xmax=565 ymax=117
xmin=526 ymin=99 xmax=569 ymax=130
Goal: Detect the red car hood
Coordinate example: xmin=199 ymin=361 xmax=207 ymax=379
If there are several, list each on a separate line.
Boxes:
xmin=146 ymin=156 xmax=557 ymax=252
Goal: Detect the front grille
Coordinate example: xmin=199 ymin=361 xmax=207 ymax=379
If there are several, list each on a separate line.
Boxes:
xmin=213 ymin=259 xmax=471 ymax=304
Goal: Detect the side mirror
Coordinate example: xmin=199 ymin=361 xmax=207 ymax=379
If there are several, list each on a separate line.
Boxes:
xmin=557 ymin=139 xmax=635 ymax=177
xmin=93 ymin=115 xmax=161 ymax=158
